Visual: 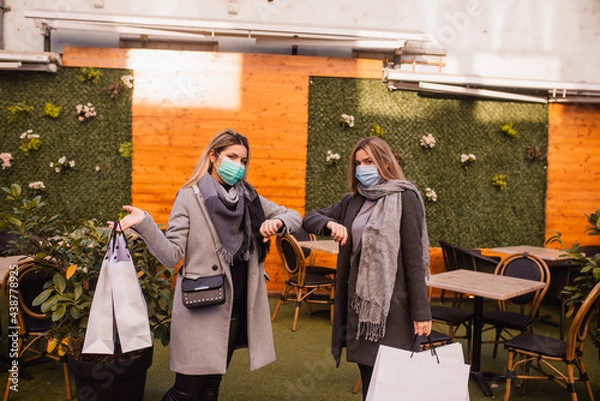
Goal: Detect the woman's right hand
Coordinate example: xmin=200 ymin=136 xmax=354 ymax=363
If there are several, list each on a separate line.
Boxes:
xmin=108 ymin=205 xmax=145 ymax=231
xmin=326 ymin=221 xmax=348 ymax=246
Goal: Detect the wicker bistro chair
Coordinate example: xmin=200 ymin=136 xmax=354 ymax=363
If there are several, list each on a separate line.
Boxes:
xmin=503 ymin=280 xmax=600 ymax=401
xmin=271 ymin=233 xmax=335 ymax=332
xmin=481 ymin=252 xmax=551 ymax=358
xmin=292 ymin=228 xmax=337 ymax=278
xmin=2 ymin=257 xmax=73 ymax=401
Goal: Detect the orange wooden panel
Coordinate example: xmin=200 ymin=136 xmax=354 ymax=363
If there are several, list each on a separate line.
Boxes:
xmin=62 ymin=47 xmax=600 ymax=291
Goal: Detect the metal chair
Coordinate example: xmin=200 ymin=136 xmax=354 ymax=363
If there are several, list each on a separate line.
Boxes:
xmin=469 ymin=249 xmax=501 ymax=274
xmin=2 ymin=257 xmax=73 ymax=401
xmin=481 ymin=252 xmax=551 ymax=358
xmin=271 ymin=233 xmax=335 ymax=331
xmin=503 ymin=280 xmax=600 ymax=401
xmin=438 ymin=240 xmax=460 ymax=305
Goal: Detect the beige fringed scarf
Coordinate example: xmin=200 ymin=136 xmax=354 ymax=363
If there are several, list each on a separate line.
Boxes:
xmin=351 ymin=180 xmax=430 ymax=342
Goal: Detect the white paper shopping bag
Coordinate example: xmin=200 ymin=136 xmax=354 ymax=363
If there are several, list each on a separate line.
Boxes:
xmin=109 ymin=233 xmax=152 ymax=353
xmin=81 ymin=254 xmax=115 ymax=354
xmin=82 ymin=230 xmax=152 ymax=354
xmin=366 ymin=342 xmax=470 ymax=401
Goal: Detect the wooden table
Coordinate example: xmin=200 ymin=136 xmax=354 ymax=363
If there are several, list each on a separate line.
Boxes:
xmin=0 ymin=255 xmax=24 ymax=284
xmin=426 ymin=269 xmax=547 ymax=396
xmin=296 ymin=240 xmax=339 ymax=254
xmin=490 ymin=245 xmax=568 ymax=261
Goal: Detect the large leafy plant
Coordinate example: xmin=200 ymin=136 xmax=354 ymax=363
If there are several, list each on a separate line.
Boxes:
xmin=547 ymin=209 xmax=600 ymax=349
xmin=0 ymin=184 xmax=174 ymax=361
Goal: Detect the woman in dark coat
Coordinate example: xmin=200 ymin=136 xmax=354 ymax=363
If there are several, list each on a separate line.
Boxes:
xmin=303 ymin=136 xmax=432 ymax=400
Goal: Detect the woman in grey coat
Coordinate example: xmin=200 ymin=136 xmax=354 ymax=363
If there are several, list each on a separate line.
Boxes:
xmin=303 ymin=136 xmax=432 ymax=400
xmin=114 ymin=129 xmax=301 ymax=401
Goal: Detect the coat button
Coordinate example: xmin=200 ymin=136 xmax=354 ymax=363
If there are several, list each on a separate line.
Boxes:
xmin=212 ymin=265 xmax=218 ymax=271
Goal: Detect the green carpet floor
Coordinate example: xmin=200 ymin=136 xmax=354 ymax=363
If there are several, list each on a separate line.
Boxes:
xmin=2 ymin=297 xmax=599 ymax=400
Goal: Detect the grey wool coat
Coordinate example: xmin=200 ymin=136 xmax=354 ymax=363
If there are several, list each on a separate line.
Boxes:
xmin=303 ymin=190 xmax=432 ymax=367
xmin=133 ymin=184 xmax=301 ymax=375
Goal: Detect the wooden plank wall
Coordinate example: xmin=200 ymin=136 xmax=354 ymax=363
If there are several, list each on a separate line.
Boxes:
xmin=547 ymin=103 xmax=600 ymax=245
xmin=63 ymin=47 xmax=600 ymax=292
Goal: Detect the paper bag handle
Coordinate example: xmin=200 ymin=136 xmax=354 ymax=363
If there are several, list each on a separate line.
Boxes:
xmin=110 ymin=220 xmax=129 ymax=252
xmin=409 ymin=334 xmax=440 ymax=364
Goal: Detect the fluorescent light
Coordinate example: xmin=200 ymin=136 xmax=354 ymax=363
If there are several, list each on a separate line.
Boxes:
xmin=25 ymin=9 xmax=431 ymax=48
xmin=548 ymin=96 xmax=600 ymax=104
xmin=256 ymin=38 xmax=406 ymax=50
xmin=0 ymin=62 xmax=22 ymax=69
xmin=418 ymin=82 xmax=548 ymax=103
xmin=385 ymin=69 xmax=600 ymax=93
xmin=0 ymin=51 xmax=61 ymax=72
xmin=48 ymin=20 xmax=214 ymax=40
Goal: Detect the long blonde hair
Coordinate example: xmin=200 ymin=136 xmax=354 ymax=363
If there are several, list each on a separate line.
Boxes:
xmin=348 ymin=136 xmax=406 ymax=195
xmin=183 ymin=129 xmax=250 ymax=188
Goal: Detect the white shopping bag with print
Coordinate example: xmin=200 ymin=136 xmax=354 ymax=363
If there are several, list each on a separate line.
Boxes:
xmin=366 ymin=342 xmax=470 ymax=401
xmin=83 ymin=228 xmax=152 ymax=354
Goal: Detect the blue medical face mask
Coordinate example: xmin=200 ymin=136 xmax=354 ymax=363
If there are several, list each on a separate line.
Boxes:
xmin=355 ymin=165 xmax=380 ymax=188
xmin=216 ymin=155 xmax=245 ymax=185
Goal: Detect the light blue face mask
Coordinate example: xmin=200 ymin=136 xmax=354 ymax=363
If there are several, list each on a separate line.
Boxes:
xmin=355 ymin=165 xmax=380 ymax=188
xmin=216 ymin=155 xmax=245 ymax=185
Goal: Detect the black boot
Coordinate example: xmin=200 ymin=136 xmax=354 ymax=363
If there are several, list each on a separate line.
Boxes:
xmin=196 ymin=375 xmax=223 ymax=401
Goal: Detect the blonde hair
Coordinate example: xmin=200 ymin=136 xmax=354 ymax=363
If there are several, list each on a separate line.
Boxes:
xmin=347 ymin=136 xmax=406 ymax=195
xmin=183 ymin=129 xmax=250 ymax=188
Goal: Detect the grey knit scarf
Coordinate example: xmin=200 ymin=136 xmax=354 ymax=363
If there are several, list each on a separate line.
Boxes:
xmin=198 ymin=174 xmax=253 ymax=265
xmin=351 ymin=180 xmax=430 ymax=342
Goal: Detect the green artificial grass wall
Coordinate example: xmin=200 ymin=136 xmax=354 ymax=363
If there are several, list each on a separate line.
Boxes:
xmin=0 ymin=67 xmax=132 ymax=223
xmin=307 ymin=77 xmax=548 ymax=248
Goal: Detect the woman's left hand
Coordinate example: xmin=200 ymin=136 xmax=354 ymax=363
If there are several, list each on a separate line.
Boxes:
xmin=260 ymin=219 xmax=284 ymax=242
xmin=413 ymin=320 xmax=432 ymax=336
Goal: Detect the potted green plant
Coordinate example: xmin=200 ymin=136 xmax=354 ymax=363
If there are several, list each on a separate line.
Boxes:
xmin=0 ymin=183 xmax=174 ymax=400
xmin=547 ymin=209 xmax=600 ymax=351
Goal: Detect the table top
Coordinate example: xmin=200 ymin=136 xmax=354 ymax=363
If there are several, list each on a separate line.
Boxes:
xmin=427 ymin=269 xmax=547 ymax=301
xmin=0 ymin=255 xmax=26 ymax=284
xmin=490 ymin=245 xmax=568 ymax=261
xmin=297 ymin=240 xmax=339 ymax=254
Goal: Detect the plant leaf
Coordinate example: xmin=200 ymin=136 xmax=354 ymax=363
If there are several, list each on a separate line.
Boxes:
xmin=53 ymin=274 xmax=67 ymax=294
xmin=66 ymin=264 xmax=78 ymax=280
xmin=52 ymin=305 xmax=66 ymax=321
xmin=32 ymin=288 xmax=54 ymax=306
xmin=74 ymin=285 xmax=83 ymax=301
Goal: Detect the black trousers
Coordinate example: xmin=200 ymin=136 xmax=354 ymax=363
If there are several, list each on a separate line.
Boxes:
xmin=161 ymin=303 xmax=247 ymax=401
xmin=358 ymin=363 xmax=374 ymax=401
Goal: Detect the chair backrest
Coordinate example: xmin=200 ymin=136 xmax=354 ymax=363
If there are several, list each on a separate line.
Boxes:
xmin=2 ymin=257 xmax=57 ymax=335
xmin=566 ymin=280 xmax=600 ymax=361
xmin=469 ymin=250 xmax=500 ymax=274
xmin=454 ymin=245 xmax=477 ymax=271
xmin=291 ymin=227 xmax=317 ymax=265
xmin=494 ymin=252 xmax=551 ymax=316
xmin=439 ymin=240 xmax=460 ymax=272
xmin=275 ymin=233 xmax=308 ymax=284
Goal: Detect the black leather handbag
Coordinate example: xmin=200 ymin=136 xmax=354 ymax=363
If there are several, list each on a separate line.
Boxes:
xmin=181 ymin=274 xmax=226 ymax=308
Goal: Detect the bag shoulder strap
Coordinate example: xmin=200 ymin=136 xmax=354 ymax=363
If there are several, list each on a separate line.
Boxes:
xmin=183 ymin=184 xmax=225 ymax=277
